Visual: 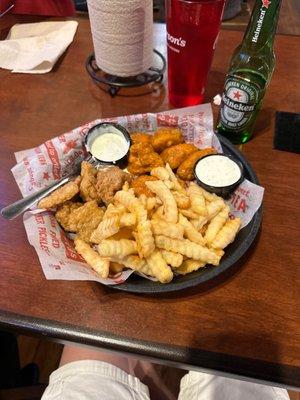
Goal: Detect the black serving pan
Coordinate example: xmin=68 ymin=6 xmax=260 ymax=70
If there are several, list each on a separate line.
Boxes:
xmin=111 ymin=134 xmax=262 ymax=294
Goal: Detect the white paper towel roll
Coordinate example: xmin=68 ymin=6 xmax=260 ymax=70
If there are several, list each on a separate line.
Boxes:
xmin=87 ymin=0 xmax=153 ymax=77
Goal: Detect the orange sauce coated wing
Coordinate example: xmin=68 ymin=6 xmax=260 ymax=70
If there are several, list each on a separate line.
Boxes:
xmin=177 ymin=148 xmax=217 ymax=181
xmin=151 ymin=128 xmax=184 ymax=152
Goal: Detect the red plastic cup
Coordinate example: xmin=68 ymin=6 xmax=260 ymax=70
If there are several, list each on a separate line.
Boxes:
xmin=166 ymin=0 xmax=225 ymax=107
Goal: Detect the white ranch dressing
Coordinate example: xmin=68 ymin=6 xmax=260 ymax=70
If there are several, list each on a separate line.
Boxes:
xmin=90 ymin=132 xmax=129 ymax=162
xmin=195 ymin=155 xmax=241 ymax=187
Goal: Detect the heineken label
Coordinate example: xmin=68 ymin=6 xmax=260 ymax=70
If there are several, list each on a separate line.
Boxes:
xmin=220 ymin=77 xmax=259 ymax=129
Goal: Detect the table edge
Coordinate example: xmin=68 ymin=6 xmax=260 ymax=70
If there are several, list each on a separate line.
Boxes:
xmin=0 ymin=310 xmax=299 ymax=389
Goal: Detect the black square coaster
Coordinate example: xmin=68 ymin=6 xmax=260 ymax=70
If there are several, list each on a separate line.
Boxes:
xmin=273 ymin=111 xmax=300 ymax=154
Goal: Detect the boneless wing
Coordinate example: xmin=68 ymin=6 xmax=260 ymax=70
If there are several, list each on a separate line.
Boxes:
xmin=160 ymin=143 xmax=199 ymax=169
xmin=177 ymin=148 xmax=217 ymax=180
xmin=127 ymin=142 xmax=164 ymax=175
xmin=151 ymin=128 xmax=184 ymax=152
xmin=130 ymin=132 xmax=152 ymax=145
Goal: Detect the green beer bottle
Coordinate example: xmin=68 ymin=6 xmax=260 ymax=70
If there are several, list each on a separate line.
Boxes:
xmin=217 ymin=0 xmax=282 ymax=144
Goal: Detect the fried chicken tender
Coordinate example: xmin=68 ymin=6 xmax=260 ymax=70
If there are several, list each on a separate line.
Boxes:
xmin=151 ymin=128 xmax=184 ymax=152
xmin=38 ymin=180 xmax=80 ymax=209
xmin=127 ymin=142 xmax=164 ymax=175
xmin=80 ymin=161 xmax=99 ymax=202
xmin=161 ymin=143 xmax=199 ymax=169
xmin=74 ymin=237 xmax=109 ymax=278
xmin=131 ymin=175 xmax=158 ymax=197
xmin=55 ymin=201 xmax=83 ymax=231
xmin=96 ymin=166 xmax=132 ymax=205
xmin=75 ymin=204 xmax=105 ymax=243
xmin=57 ymin=200 xmax=104 ymax=243
xmin=177 ymin=148 xmax=217 ymax=181
xmin=130 ymin=132 xmax=152 ymax=145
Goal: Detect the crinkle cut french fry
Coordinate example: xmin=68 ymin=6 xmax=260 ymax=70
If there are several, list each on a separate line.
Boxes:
xmin=172 ymin=191 xmax=190 ymax=209
xmin=110 ymin=255 xmax=147 ymax=271
xmin=111 ymin=227 xmax=134 ymax=240
xmin=74 ymin=237 xmax=109 ymax=278
xmin=164 ymin=180 xmax=175 ymax=190
xmin=188 ymin=181 xmax=216 ymax=202
xmin=151 ymin=205 xmax=164 ymax=220
xmin=114 ymin=190 xmax=147 ymax=223
xmin=176 ymin=259 xmax=206 ymax=275
xmin=196 ymin=184 xmax=216 ymax=202
xmin=178 ymin=213 xmax=206 ymax=245
xmin=151 ymin=219 xmax=184 ymax=240
xmin=98 ymin=239 xmax=138 ymax=258
xmin=135 ymin=220 xmax=155 ymax=258
xmin=180 ymin=209 xmax=200 ymax=220
xmin=116 ymin=192 xmax=145 ymax=223
xmin=119 ymin=213 xmax=136 ymax=227
xmin=139 ymin=194 xmax=147 ymax=208
xmin=109 ymin=262 xmax=124 ymax=275
xmin=210 ymin=217 xmax=241 ymax=250
xmin=145 ymin=250 xmax=173 ymax=283
xmin=150 ymin=166 xmax=170 ymax=181
xmin=155 ymin=235 xmax=221 ymax=266
xmin=165 ymin=163 xmax=186 ymax=193
xmin=186 ymin=184 xmax=207 ymax=216
xmin=138 ymin=195 xmax=157 ymax=212
xmin=146 ymin=197 xmax=157 ymax=211
xmin=103 ymin=203 xmax=126 ymax=220
xmin=190 ymin=216 xmax=207 ymax=231
xmin=90 ymin=216 xmax=120 ymax=244
xmin=206 ymin=198 xmax=225 ymax=220
xmin=145 ymin=180 xmax=178 ymax=223
xmin=204 ymin=205 xmax=230 ymax=244
xmin=161 ymin=250 xmax=183 ymax=268
xmin=111 ymin=252 xmax=173 ymax=284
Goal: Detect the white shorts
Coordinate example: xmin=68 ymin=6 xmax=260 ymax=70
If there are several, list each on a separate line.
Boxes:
xmin=41 ymin=360 xmax=290 ymax=400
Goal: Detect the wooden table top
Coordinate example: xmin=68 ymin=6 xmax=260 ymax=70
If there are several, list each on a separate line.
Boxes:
xmin=0 ymin=15 xmax=299 ymax=388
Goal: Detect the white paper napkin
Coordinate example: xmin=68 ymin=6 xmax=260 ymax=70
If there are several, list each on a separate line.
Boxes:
xmin=0 ymin=21 xmax=78 ymax=74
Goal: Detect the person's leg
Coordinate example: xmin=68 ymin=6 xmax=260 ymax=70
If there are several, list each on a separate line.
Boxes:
xmin=59 ymin=345 xmax=180 ymax=400
xmin=178 ymin=371 xmax=290 ymax=400
xmin=42 ymin=344 xmax=151 ymax=400
xmin=59 ymin=344 xmax=132 ymax=373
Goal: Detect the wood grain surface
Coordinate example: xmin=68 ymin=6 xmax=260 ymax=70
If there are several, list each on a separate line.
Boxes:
xmin=0 ymin=16 xmax=299 ymax=387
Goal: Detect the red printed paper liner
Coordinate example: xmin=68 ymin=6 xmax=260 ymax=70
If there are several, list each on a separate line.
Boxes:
xmin=12 ymin=104 xmax=264 ymax=284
